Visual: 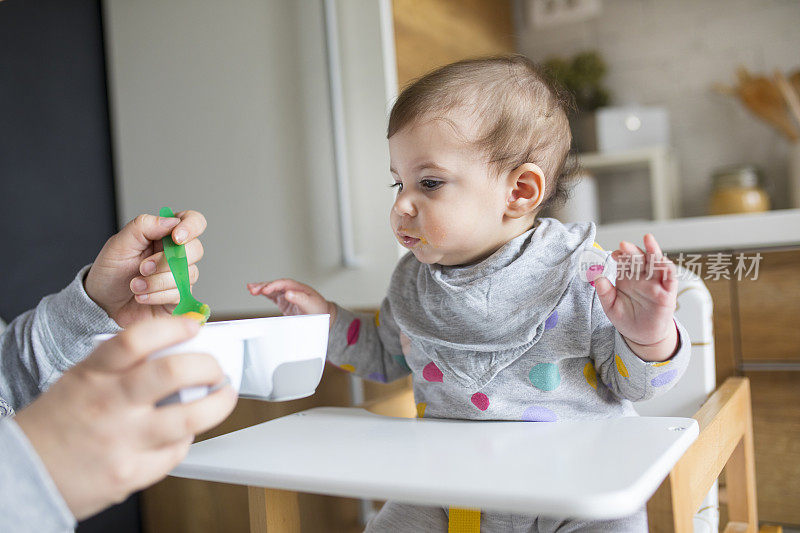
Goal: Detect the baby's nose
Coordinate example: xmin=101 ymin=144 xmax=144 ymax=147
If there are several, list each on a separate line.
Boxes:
xmin=392 ymin=194 xmax=417 ymax=217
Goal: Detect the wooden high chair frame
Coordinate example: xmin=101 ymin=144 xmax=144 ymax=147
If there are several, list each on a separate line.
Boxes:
xmin=247 ymin=376 xmax=758 ymax=533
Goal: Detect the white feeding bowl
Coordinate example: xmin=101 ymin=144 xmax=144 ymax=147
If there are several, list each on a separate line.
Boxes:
xmin=93 ymin=314 xmax=329 ymax=404
xmin=233 ymin=314 xmax=329 ymax=402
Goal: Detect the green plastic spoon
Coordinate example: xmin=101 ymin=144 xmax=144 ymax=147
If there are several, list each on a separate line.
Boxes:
xmin=159 ymin=206 xmax=211 ymax=324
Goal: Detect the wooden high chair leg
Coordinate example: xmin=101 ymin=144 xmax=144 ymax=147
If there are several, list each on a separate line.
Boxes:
xmin=248 ymin=486 xmax=300 ymax=533
xmin=725 ymin=410 xmax=758 ymax=530
xmin=647 ymin=377 xmax=758 ymax=533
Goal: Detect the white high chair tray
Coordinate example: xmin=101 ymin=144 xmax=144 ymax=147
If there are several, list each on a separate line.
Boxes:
xmin=172 ymin=407 xmax=698 ymax=519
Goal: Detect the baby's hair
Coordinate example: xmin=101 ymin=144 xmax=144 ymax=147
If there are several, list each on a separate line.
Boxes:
xmin=388 ymin=55 xmax=580 ymax=211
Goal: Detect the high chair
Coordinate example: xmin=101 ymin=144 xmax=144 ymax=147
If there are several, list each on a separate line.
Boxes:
xmin=171 ymin=270 xmax=760 ymax=533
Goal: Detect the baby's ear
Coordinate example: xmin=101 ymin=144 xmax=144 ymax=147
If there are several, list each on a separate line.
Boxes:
xmin=505 ymin=163 xmax=546 ymax=218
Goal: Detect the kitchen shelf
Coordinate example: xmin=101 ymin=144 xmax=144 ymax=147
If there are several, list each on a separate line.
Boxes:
xmin=578 ymin=146 xmax=678 ymax=221
xmin=595 ymin=208 xmax=800 ymax=253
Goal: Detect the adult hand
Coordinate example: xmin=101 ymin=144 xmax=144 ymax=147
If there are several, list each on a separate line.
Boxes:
xmin=85 ymin=211 xmax=207 ymax=328
xmin=14 ymin=318 xmax=237 ymax=520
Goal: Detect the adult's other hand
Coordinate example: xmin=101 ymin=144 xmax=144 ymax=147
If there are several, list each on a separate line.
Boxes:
xmin=14 ymin=317 xmax=236 ymax=520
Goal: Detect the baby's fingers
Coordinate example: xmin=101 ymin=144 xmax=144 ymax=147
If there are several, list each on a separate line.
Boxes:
xmin=274 ymin=293 xmax=292 ymax=314
xmin=620 ymin=240 xmax=645 ymax=256
xmin=611 ymin=241 xmax=644 ymax=263
xmin=246 ymin=283 xmax=297 ymax=314
xmin=661 ymin=258 xmax=678 ymax=294
xmin=284 ymin=290 xmax=328 ymax=315
xmin=643 ymin=233 xmax=664 ymax=260
xmin=284 ymin=290 xmax=311 ymax=313
xmin=615 ymin=241 xmax=646 ymax=281
xmin=258 ymin=278 xmax=311 ymax=297
xmin=593 ymin=275 xmax=618 ymax=317
xmin=247 ymin=282 xmax=269 ymax=295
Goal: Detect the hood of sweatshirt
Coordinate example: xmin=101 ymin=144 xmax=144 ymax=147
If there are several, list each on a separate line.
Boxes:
xmin=387 ymin=218 xmax=607 ymax=390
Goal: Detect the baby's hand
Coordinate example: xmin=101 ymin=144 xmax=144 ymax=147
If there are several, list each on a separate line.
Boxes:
xmin=593 ymin=234 xmax=678 ymax=362
xmin=247 ymin=279 xmax=336 ymax=328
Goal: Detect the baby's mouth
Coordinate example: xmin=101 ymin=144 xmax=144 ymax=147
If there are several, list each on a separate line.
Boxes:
xmin=397 ymin=231 xmax=423 ymax=248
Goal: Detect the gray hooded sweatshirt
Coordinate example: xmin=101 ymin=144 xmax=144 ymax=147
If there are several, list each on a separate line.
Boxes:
xmin=328 ymin=218 xmax=691 ymax=424
xmin=0 ymin=266 xmax=121 ymax=532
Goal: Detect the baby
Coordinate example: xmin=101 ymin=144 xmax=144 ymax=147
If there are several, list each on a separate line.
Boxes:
xmin=248 ymin=56 xmax=690 ymax=533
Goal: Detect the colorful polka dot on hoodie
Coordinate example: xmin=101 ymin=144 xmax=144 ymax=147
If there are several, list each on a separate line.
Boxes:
xmin=522 ymin=405 xmax=557 ymax=422
xmin=346 ymin=319 xmax=361 ymax=345
xmin=528 ymin=363 xmax=560 ymax=391
xmin=615 ymin=354 xmax=629 ymax=378
xmin=422 ymin=362 xmax=444 ymax=382
xmin=544 ymin=310 xmax=558 ymax=330
xmin=393 ymin=354 xmax=411 ymax=372
xmin=471 ymin=393 xmax=490 ymax=411
xmin=583 ymin=362 xmax=597 ymax=390
xmin=651 ymin=369 xmax=678 ymax=387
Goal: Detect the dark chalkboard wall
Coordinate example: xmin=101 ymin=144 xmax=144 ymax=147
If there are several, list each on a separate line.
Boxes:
xmin=0 ymin=0 xmax=118 ymax=323
xmin=0 ymin=0 xmax=140 ymax=531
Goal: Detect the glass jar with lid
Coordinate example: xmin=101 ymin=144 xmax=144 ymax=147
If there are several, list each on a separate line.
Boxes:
xmin=709 ymin=165 xmax=770 ymax=215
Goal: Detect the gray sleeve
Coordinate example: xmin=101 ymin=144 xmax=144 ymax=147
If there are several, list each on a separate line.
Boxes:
xmin=0 ymin=265 xmax=122 ymax=411
xmin=590 ymin=299 xmax=691 ymax=402
xmin=326 ymin=298 xmax=411 ymax=383
xmin=0 ymin=417 xmax=76 ymax=532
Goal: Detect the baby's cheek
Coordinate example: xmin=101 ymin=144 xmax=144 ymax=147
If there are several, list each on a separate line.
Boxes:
xmin=425 ymin=224 xmax=448 ymax=246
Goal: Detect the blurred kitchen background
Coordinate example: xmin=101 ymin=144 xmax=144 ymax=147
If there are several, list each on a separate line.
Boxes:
xmin=1 ymin=0 xmax=799 ymax=531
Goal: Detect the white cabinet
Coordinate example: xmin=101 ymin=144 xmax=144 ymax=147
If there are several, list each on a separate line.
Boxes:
xmin=104 ymin=0 xmax=399 ymax=315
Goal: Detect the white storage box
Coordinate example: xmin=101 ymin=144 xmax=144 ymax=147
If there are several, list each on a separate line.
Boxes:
xmin=596 ymin=106 xmax=669 ymax=153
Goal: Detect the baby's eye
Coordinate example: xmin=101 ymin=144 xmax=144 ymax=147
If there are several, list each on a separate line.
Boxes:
xmin=420 ymin=179 xmax=442 ymax=191
xmin=389 ymin=182 xmax=403 ymax=192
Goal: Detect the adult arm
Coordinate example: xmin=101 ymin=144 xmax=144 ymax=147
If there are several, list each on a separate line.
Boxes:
xmin=0 ymin=417 xmax=76 ymax=531
xmin=0 ymin=266 xmax=119 ymax=412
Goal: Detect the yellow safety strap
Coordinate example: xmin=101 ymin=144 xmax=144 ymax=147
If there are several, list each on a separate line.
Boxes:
xmin=448 ymin=507 xmax=480 ymax=533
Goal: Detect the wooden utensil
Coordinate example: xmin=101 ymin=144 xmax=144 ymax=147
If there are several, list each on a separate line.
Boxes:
xmin=775 ymin=70 xmax=800 ymax=132
xmin=735 ymin=66 xmax=798 ymax=141
xmin=790 ymin=70 xmax=800 ymax=101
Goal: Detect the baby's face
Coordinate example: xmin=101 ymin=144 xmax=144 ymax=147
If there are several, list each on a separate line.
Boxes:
xmin=388 ymin=115 xmax=512 ymax=266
